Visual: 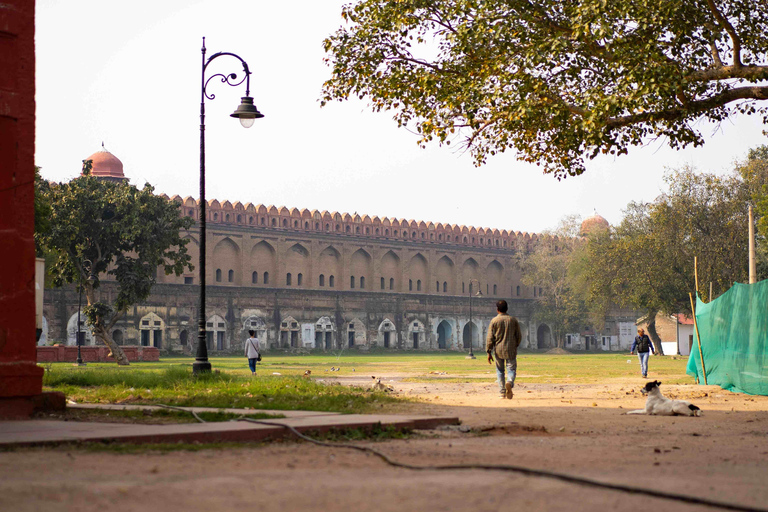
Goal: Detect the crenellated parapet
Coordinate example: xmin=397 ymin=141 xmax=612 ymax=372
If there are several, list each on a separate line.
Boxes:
xmin=169 ymin=196 xmax=540 ymax=250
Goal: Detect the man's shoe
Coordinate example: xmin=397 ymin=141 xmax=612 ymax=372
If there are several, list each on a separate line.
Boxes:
xmin=505 ymin=381 xmax=514 ymax=399
xmin=499 ymin=394 xmax=507 ymax=399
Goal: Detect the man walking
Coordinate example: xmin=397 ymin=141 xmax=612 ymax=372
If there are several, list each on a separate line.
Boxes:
xmin=630 ymin=327 xmax=655 ymax=378
xmin=486 ymin=300 xmax=522 ymax=399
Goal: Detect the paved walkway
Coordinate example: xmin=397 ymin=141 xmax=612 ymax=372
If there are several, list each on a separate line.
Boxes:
xmin=0 ymin=404 xmax=459 ymax=447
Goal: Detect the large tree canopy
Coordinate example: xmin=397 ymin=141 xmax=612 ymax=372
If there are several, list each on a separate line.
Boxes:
xmin=36 ymin=166 xmax=193 ymax=365
xmin=322 ymin=0 xmax=768 ymax=177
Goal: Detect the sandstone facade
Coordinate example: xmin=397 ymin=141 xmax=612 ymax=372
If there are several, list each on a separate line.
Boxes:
xmin=41 ymin=190 xmax=638 ymax=354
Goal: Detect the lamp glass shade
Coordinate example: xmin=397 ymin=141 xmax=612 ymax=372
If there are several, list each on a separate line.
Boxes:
xmin=230 ymin=96 xmax=263 ymax=128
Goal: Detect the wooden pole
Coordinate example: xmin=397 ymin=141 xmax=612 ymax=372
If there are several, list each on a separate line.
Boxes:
xmin=709 ymin=282 xmax=713 ymax=302
xmin=694 ymin=256 xmax=699 ymax=295
xmin=689 ymin=292 xmax=707 ymax=385
xmin=749 ymin=204 xmax=757 ymax=284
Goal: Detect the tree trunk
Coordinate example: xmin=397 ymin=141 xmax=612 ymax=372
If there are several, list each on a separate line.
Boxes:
xmin=93 ymin=324 xmax=130 ymax=365
xmin=84 ymin=286 xmax=130 ymax=365
xmin=645 ymin=311 xmax=665 ymax=355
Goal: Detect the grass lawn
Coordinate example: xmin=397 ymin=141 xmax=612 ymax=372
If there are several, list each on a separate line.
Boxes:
xmin=41 ymin=351 xmax=694 ymax=413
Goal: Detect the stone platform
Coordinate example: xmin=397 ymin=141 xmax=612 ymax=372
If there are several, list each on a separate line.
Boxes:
xmin=0 ymin=404 xmax=459 ymax=447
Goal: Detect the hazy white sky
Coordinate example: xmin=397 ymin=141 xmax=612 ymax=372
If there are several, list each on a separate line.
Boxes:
xmin=35 ymin=0 xmax=768 ymax=234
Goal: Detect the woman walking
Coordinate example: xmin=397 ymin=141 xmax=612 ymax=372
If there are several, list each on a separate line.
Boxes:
xmin=244 ymin=330 xmax=261 ymax=375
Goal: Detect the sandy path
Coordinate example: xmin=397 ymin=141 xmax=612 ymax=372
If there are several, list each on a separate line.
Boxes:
xmin=2 ymin=377 xmax=767 ymax=512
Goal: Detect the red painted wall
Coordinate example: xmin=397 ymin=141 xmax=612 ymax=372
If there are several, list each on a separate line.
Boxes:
xmin=0 ymin=0 xmax=43 ymax=407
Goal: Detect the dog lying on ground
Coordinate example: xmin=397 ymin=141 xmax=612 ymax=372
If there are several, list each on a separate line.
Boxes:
xmin=627 ymin=380 xmax=702 ymax=416
xmin=371 ymin=376 xmax=394 ymax=392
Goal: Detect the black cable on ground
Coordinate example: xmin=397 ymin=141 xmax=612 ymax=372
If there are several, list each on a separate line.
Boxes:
xmin=238 ymin=418 xmax=766 ymax=512
xmin=155 ymin=404 xmax=207 ymax=424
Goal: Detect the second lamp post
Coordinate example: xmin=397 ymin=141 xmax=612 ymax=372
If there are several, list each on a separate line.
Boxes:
xmin=467 ymin=278 xmax=483 ymax=359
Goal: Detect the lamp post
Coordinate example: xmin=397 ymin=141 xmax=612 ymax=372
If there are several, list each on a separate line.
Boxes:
xmin=194 ymin=37 xmax=264 ymax=375
xmin=75 ymin=259 xmax=94 ymax=366
xmin=467 ymin=278 xmax=483 ymax=359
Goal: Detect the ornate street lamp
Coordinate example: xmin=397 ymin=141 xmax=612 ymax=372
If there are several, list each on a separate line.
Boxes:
xmin=75 ymin=259 xmax=94 ymax=366
xmin=467 ymin=278 xmax=483 ymax=359
xmin=195 ymin=38 xmax=264 ymax=374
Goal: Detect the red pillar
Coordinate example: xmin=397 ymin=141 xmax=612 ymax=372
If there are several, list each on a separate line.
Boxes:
xmin=0 ymin=0 xmax=48 ymax=418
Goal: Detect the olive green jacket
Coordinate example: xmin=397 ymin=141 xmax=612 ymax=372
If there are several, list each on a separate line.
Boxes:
xmin=486 ymin=313 xmax=522 ymax=360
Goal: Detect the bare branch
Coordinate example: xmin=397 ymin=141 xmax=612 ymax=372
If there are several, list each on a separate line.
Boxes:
xmin=705 ymin=0 xmax=742 ymax=66
xmin=708 ymin=38 xmax=724 ymax=68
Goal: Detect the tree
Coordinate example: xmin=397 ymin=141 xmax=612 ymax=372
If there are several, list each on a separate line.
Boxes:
xmin=322 ymin=1 xmax=768 ymax=178
xmin=735 ymin=145 xmax=768 ymax=278
xmin=584 ymin=167 xmax=749 ymax=353
xmin=36 ymin=163 xmax=194 ymax=365
xmin=520 ymin=215 xmax=588 ymax=348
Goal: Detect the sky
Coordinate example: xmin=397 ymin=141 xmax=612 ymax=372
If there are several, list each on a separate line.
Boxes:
xmin=35 ymin=0 xmax=768 ymax=235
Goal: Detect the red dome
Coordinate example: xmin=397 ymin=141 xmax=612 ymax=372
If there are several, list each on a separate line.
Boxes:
xmin=83 ymin=147 xmax=125 ymax=180
xmin=580 ymin=214 xmax=609 ymax=236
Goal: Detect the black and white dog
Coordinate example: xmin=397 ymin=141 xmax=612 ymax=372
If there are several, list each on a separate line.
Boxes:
xmin=627 ymin=381 xmax=702 ymax=417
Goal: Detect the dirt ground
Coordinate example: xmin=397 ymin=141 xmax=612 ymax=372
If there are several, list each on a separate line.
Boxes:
xmin=2 ymin=375 xmax=767 ymax=512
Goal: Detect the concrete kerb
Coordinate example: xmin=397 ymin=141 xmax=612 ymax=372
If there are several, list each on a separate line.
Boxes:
xmin=0 ymin=404 xmax=459 ymax=447
xmin=68 ymin=403 xmax=342 ymax=419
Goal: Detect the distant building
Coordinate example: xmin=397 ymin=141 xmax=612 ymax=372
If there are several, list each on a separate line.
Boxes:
xmin=42 ymin=149 xmax=637 ymax=353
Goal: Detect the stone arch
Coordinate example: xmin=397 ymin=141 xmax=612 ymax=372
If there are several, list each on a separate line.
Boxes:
xmin=250 ymin=241 xmax=277 ymax=287
xmin=349 ymin=248 xmax=372 ymax=290
xmin=537 ymin=324 xmax=553 ymax=349
xmin=435 ymin=255 xmax=454 ymax=294
xmin=112 ymin=329 xmax=124 ymax=345
xmin=462 ymin=257 xmax=481 ymax=293
xmin=315 ymin=316 xmax=336 ymax=350
xmin=317 ymin=245 xmax=341 ymax=288
xmin=67 ymin=312 xmax=96 ymax=346
xmin=408 ymin=253 xmax=427 ymax=293
xmin=38 ymin=316 xmax=48 ymax=346
xmin=242 ymin=316 xmax=267 ymax=347
xmin=206 ymin=314 xmax=227 ymax=351
xmin=139 ymin=312 xmax=165 ymax=349
xmin=213 ymin=237 xmax=241 ymax=286
xmin=178 ymin=329 xmax=189 ymax=349
xmin=377 ymin=318 xmax=396 ymax=348
xmin=462 ymin=321 xmax=480 ymax=349
xmin=346 ymin=317 xmax=366 ymax=348
xmin=380 ymin=250 xmax=401 ymax=291
xmin=174 ymin=235 xmax=199 ymax=285
xmin=436 ymin=319 xmax=453 ymax=349
xmin=486 ymin=260 xmax=504 ymax=297
xmin=285 ymin=243 xmax=309 ymax=287
xmin=407 ymin=318 xmax=426 ymax=349
xmin=280 ymin=315 xmax=301 ymax=348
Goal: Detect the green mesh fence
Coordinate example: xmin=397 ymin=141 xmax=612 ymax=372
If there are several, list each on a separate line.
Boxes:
xmin=687 ymin=280 xmax=768 ymax=395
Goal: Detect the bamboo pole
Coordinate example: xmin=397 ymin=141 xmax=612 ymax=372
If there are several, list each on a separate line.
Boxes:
xmin=749 ymin=204 xmax=757 ymax=284
xmin=694 ymin=256 xmax=699 ymax=295
xmin=689 ymin=292 xmax=707 ymax=385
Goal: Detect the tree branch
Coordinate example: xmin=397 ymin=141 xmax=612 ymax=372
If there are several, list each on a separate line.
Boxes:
xmin=705 ymin=0 xmax=742 ymax=67
xmin=106 ymin=308 xmax=126 ymax=332
xmin=708 ymin=38 xmax=724 ymax=68
xmin=605 ymin=85 xmax=768 ymax=128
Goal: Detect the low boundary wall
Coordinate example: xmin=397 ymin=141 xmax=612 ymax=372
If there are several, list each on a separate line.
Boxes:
xmin=37 ymin=346 xmax=160 ymax=363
